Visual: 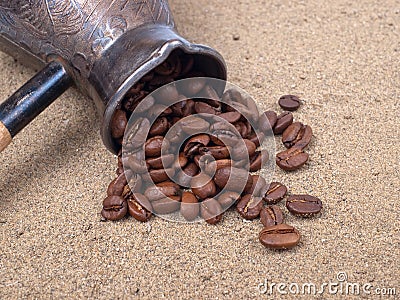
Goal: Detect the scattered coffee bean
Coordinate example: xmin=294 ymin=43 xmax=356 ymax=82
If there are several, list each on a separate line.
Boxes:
xmin=107 ymin=172 xmax=128 ymax=196
xmin=111 ymin=109 xmax=127 ymax=139
xmin=191 ymin=173 xmax=217 ymax=200
xmin=276 ymin=147 xmax=309 ymax=171
xmin=236 ymin=194 xmax=263 ymax=220
xmin=260 ymin=205 xmax=284 ymax=227
xmin=152 ymin=195 xmax=181 ymax=214
xmin=217 ymin=191 xmax=241 ymax=209
xmin=244 ymin=175 xmax=268 ymax=197
xmin=282 ymin=122 xmax=312 ymax=149
xmin=214 ymin=166 xmax=253 ymax=193
xmin=200 ymin=198 xmax=223 ymax=224
xmin=259 ymin=110 xmax=277 ymax=132
xmin=286 ymin=194 xmax=322 ymax=216
xmin=180 ymin=191 xmax=200 ymax=221
xmin=127 ymin=193 xmax=152 ymax=222
xmin=259 ymin=224 xmax=300 ymax=249
xmin=278 ymin=95 xmax=301 ymax=111
xmin=101 ymin=195 xmax=127 ymax=221
xmin=273 ymin=112 xmax=293 ymax=134
xmin=263 ymin=182 xmax=287 ymax=204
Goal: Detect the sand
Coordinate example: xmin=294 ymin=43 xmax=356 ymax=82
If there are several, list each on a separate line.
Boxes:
xmin=0 ymin=0 xmax=399 ymax=299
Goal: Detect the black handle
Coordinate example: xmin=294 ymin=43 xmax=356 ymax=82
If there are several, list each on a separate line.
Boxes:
xmin=0 ymin=61 xmax=72 ymax=138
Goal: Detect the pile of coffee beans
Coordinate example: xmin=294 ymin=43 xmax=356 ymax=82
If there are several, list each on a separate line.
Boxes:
xmin=101 ymin=51 xmax=322 ymax=250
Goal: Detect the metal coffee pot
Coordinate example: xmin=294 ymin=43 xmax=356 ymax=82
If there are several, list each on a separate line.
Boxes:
xmin=0 ymin=0 xmax=226 ymax=154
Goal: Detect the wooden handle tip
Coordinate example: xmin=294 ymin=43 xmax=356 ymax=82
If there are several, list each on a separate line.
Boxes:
xmin=0 ymin=121 xmax=12 ymax=152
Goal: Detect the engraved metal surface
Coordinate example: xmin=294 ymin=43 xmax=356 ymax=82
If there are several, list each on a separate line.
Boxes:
xmin=0 ymin=0 xmax=174 ymax=74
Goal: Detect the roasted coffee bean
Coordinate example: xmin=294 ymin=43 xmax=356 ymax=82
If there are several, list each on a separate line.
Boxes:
xmin=263 ymin=182 xmax=287 ymax=204
xmin=229 ymin=101 xmax=258 ymax=123
xmin=259 ymin=224 xmax=300 ymax=249
xmin=278 ymin=95 xmax=301 ymax=111
xmin=166 ymin=123 xmax=185 ymax=144
xmin=144 ymin=181 xmax=181 ymax=202
xmin=179 ymin=77 xmax=206 ymax=96
xmin=147 ymin=104 xmax=173 ymax=118
xmin=101 ymin=195 xmax=127 ymax=221
xmin=214 ymin=166 xmax=253 ymax=192
xmin=173 ymin=152 xmax=188 ymax=169
xmin=244 ymin=175 xmax=268 ymax=197
xmin=127 ymin=193 xmax=152 ymax=222
xmin=273 ymin=112 xmax=293 ymax=135
xmin=286 ymin=195 xmax=322 ymax=216
xmin=218 ymin=111 xmax=241 ymax=123
xmin=183 ymin=134 xmax=210 ymax=157
xmin=234 ymin=121 xmax=252 ymax=138
xmin=206 ymin=159 xmax=232 ymax=174
xmin=282 ymin=122 xmax=312 ymax=149
xmin=199 ymin=145 xmax=230 ymax=160
xmin=276 ymin=147 xmax=309 ymax=171
xmin=180 ymin=116 xmax=210 ymax=135
xmin=123 ymin=90 xmax=150 ymax=112
xmin=194 ymin=101 xmax=218 ymax=115
xmin=248 ymin=132 xmax=265 ymax=147
xmin=124 ymin=118 xmax=150 ymax=152
xmin=217 ymin=191 xmax=241 ymax=208
xmin=107 ymin=172 xmax=128 ymax=196
xmin=210 ymin=121 xmax=241 ymax=146
xmin=236 ymin=194 xmax=263 ymax=220
xmin=155 ymin=53 xmax=180 ymax=76
xmin=249 ymin=150 xmax=269 ymax=172
xmin=222 ymin=88 xmax=244 ymax=105
xmin=259 ymin=111 xmax=278 ymax=132
xmin=196 ymin=154 xmax=216 ymax=175
xmin=123 ymin=151 xmax=148 ymax=174
xmin=127 ymin=174 xmax=143 ymax=194
xmin=200 ymin=198 xmax=223 ymax=224
xmin=145 ymin=136 xmax=169 ymax=157
xmin=111 ymin=109 xmax=128 ymax=139
xmin=231 ymin=139 xmax=256 ymax=161
xmin=146 ymin=154 xmax=175 ymax=169
xmin=260 ymin=205 xmax=284 ymax=227
xmin=199 ymin=84 xmax=220 ymax=103
xmin=156 ymin=84 xmax=180 ymax=105
xmin=147 ymin=75 xmax=174 ymax=91
xmin=191 ymin=174 xmax=217 ymax=200
xmin=176 ymin=162 xmax=199 ymax=187
xmin=149 ymin=117 xmax=169 ymax=136
xmin=180 ymin=191 xmax=200 ymax=221
xmin=152 ymin=196 xmax=181 ymax=214
xmin=148 ymin=168 xmax=175 ymax=184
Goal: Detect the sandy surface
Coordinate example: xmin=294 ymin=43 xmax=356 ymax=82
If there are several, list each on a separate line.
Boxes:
xmin=0 ymin=0 xmax=399 ymax=299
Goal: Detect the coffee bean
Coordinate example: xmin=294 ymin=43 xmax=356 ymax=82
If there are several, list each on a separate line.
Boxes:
xmin=259 ymin=111 xmax=277 ymax=132
xmin=180 ymin=116 xmax=210 ymax=135
xmin=127 ymin=193 xmax=152 ymax=222
xmin=155 ymin=53 xmax=180 ymax=76
xmin=107 ymin=172 xmax=128 ymax=196
xmin=156 ymin=84 xmax=180 ymax=106
xmin=176 ymin=162 xmax=199 ymax=187
xmin=173 ymin=152 xmax=189 ymax=169
xmin=273 ymin=112 xmax=293 ymax=135
xmin=217 ymin=191 xmax=241 ymax=208
xmin=263 ymin=182 xmax=287 ymax=204
xmin=206 ymin=158 xmax=232 ymax=174
xmin=191 ymin=173 xmax=217 ymax=199
xmin=260 ymin=205 xmax=284 ymax=227
xmin=144 ymin=181 xmax=180 ymax=202
xmin=149 ymin=117 xmax=169 ymax=137
xmin=282 ymin=122 xmax=312 ymax=149
xmin=248 ymin=132 xmax=265 ymax=147
xmin=214 ymin=166 xmax=253 ymax=193
xmin=200 ymin=198 xmax=223 ymax=224
xmin=180 ymin=191 xmax=200 ymax=221
xmin=236 ymin=194 xmax=263 ymax=220
xmin=124 ymin=118 xmax=150 ymax=153
xmin=210 ymin=121 xmax=241 ymax=146
xmin=179 ymin=77 xmax=207 ymax=96
xmin=218 ymin=111 xmax=241 ymax=123
xmin=147 ymin=75 xmax=174 ymax=91
xmin=222 ymin=88 xmax=243 ymax=105
xmin=231 ymin=139 xmax=256 ymax=161
xmin=123 ymin=151 xmax=148 ymax=174
xmin=127 ymin=174 xmax=143 ymax=194
xmin=199 ymin=145 xmax=230 ymax=160
xmin=147 ymin=104 xmax=173 ymax=118
xmin=286 ymin=194 xmax=322 ymax=216
xmin=145 ymin=136 xmax=169 ymax=157
xmin=249 ymin=150 xmax=269 ymax=172
xmin=276 ymin=147 xmax=309 ymax=171
xmin=183 ymin=134 xmax=210 ymax=157
xmin=146 ymin=154 xmax=175 ymax=169
xmin=123 ymin=91 xmax=150 ymax=112
xmin=234 ymin=121 xmax=252 ymax=138
xmin=111 ymin=109 xmax=128 ymax=139
xmin=148 ymin=168 xmax=175 ymax=184
xmin=101 ymin=195 xmax=127 ymax=221
xmin=152 ymin=195 xmax=181 ymax=214
xmin=194 ymin=101 xmax=218 ymax=115
xmin=244 ymin=175 xmax=268 ymax=197
xmin=278 ymin=95 xmax=301 ymax=111
xmin=259 ymin=224 xmax=300 ymax=249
